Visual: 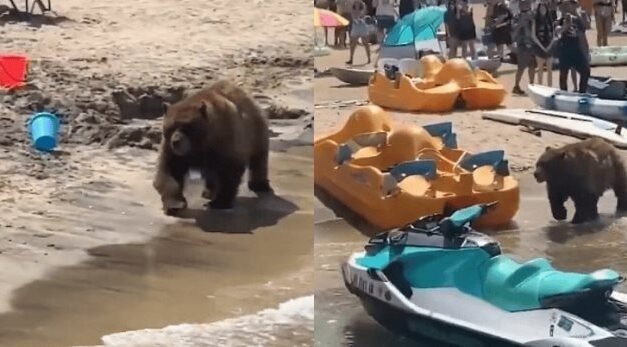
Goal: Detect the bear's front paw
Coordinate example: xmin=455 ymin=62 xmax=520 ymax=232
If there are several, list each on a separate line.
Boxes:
xmin=551 ymin=206 xmax=567 ymax=221
xmin=571 ymin=212 xmax=595 ymax=224
xmin=163 ymin=198 xmax=187 ymax=215
xmin=209 ymin=199 xmax=235 ymax=210
xmin=201 ymin=188 xmax=216 ymax=201
xmin=248 ymin=180 xmax=273 ymax=193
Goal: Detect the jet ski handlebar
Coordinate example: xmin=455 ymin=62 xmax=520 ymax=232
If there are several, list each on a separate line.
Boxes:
xmin=439 ymin=202 xmax=497 ymax=237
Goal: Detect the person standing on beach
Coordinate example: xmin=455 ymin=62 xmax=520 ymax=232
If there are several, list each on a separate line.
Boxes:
xmin=532 ymin=1 xmax=555 ymax=86
xmin=491 ymin=0 xmax=514 ymax=60
xmin=512 ymin=0 xmax=536 ymax=95
xmin=553 ymin=0 xmax=591 ymax=93
xmin=336 ymin=0 xmax=354 ymax=48
xmin=456 ymin=0 xmax=477 ymax=59
xmin=593 ymin=0 xmax=614 ymax=46
xmin=444 ymin=0 xmax=460 ymax=58
xmin=373 ymin=0 xmax=399 ymax=41
xmin=399 ymin=0 xmax=418 ymax=18
xmin=315 ymin=0 xmax=331 ymax=46
xmin=346 ymin=0 xmax=372 ymax=65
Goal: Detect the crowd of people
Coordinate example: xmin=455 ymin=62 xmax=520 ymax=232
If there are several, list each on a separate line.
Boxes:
xmin=315 ymin=0 xmax=625 ymax=95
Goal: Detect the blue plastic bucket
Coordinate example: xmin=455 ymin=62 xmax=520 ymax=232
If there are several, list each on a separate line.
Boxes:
xmin=28 ymin=112 xmax=60 ymax=151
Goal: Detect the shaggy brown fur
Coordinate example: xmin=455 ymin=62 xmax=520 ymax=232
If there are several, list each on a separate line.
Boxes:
xmin=153 ymin=80 xmax=272 ymax=214
xmin=534 ymin=137 xmax=627 ymax=224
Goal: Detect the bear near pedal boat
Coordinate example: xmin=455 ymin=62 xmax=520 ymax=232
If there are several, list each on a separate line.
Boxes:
xmin=367 ymin=56 xmax=507 ymax=113
xmin=314 ymin=105 xmax=520 ymax=230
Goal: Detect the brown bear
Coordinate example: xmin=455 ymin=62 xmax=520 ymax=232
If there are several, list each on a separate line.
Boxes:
xmin=534 ymin=137 xmax=627 ymax=224
xmin=153 ymin=80 xmax=272 ymax=214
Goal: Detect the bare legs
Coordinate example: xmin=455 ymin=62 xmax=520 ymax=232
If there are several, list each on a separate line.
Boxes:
xmin=535 ymin=57 xmax=553 ymax=87
xmin=347 ymin=36 xmax=371 ymax=65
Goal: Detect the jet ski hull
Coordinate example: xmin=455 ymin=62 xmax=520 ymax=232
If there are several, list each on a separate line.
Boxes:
xmin=342 ymin=253 xmax=627 ymax=347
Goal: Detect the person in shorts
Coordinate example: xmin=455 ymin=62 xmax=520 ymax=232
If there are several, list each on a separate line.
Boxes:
xmin=347 ymin=0 xmax=372 ymax=64
xmin=511 ymin=0 xmax=536 ymax=95
xmin=373 ymin=0 xmax=398 ymax=41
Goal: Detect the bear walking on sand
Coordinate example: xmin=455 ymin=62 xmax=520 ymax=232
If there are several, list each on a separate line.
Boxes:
xmin=153 ymin=80 xmax=272 ymax=215
xmin=534 ymin=137 xmax=627 ymax=224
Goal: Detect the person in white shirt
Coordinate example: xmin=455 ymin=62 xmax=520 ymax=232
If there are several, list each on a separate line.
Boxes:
xmin=373 ymin=0 xmax=399 ymax=41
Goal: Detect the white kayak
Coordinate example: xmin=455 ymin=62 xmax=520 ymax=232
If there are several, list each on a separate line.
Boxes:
xmin=482 ymin=108 xmax=627 ymax=148
xmin=526 ymin=84 xmax=627 ymax=123
xmin=590 ymin=46 xmax=627 ymax=66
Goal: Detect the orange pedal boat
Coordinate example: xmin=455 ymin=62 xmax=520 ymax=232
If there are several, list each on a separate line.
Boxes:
xmin=314 ymin=105 xmax=519 ymax=230
xmin=367 ymin=56 xmax=507 ymax=112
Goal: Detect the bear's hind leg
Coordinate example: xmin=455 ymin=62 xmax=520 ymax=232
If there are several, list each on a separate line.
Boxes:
xmin=209 ymin=161 xmax=246 ymax=210
xmin=571 ymin=192 xmax=600 ymax=224
xmin=613 ymin=182 xmax=627 ymax=212
xmin=248 ymin=149 xmax=272 ymax=193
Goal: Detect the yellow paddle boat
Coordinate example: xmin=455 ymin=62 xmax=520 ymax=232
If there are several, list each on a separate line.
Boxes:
xmin=368 ymin=56 xmax=507 ymax=112
xmin=314 ymin=105 xmax=519 ymax=230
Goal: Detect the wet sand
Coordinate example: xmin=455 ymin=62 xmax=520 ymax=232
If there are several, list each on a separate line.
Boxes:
xmin=314 ymin=4 xmax=627 ymax=345
xmin=0 ymin=148 xmax=312 ymax=347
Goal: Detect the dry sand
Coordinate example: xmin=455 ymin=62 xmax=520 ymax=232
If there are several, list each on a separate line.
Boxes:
xmin=315 ymin=5 xmax=627 ymax=172
xmin=0 ymin=1 xmax=312 ymax=346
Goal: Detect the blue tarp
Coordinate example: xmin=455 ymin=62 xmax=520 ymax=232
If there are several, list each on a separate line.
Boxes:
xmin=383 ymin=6 xmax=447 ymax=47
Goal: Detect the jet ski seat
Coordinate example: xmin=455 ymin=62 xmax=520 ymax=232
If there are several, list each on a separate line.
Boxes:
xmin=480 ymin=255 xmax=621 ymax=312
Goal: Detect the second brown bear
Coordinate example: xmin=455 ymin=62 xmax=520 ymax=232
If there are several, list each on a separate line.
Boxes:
xmin=534 ymin=137 xmax=627 ymax=224
xmin=153 ymin=80 xmax=272 ymax=214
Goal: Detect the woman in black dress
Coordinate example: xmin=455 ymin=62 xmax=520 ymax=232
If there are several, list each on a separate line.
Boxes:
xmin=456 ymin=0 xmax=477 ymax=59
xmin=490 ymin=0 xmax=513 ymax=59
xmin=531 ymin=2 xmax=555 ymax=86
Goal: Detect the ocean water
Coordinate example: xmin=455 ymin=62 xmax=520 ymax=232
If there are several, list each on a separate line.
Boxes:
xmin=101 ymin=295 xmax=314 ymax=347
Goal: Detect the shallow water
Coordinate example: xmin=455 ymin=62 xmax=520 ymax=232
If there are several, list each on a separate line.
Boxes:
xmin=314 ymin=174 xmax=627 ymax=346
xmin=0 ymin=149 xmax=313 ymax=347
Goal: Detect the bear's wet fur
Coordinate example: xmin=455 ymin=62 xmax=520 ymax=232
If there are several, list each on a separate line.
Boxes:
xmin=153 ymin=80 xmax=272 ymax=215
xmin=534 ymin=137 xmax=627 ymax=224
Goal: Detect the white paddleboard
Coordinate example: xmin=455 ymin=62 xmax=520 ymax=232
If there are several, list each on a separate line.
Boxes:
xmin=482 ymin=108 xmax=627 ymax=148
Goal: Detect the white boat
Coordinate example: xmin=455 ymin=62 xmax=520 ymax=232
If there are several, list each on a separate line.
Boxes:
xmin=590 ymin=46 xmax=627 ymax=66
xmin=329 ymin=67 xmax=373 ymax=86
xmin=468 ymin=57 xmax=501 ymax=73
xmin=526 ymin=84 xmax=627 ymax=123
xmin=482 ymin=108 xmax=627 ymax=148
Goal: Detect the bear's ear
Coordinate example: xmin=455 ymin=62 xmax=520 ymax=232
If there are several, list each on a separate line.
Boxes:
xmin=162 ymin=102 xmax=170 ymax=115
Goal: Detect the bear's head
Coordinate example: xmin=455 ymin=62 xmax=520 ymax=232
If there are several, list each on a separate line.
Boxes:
xmin=162 ymin=101 xmax=215 ymax=157
xmin=534 ymin=146 xmax=567 ymax=183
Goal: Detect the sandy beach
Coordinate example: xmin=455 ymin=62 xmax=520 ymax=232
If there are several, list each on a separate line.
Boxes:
xmin=0 ymin=1 xmax=312 ymax=346
xmin=314 ymin=4 xmax=627 ymax=346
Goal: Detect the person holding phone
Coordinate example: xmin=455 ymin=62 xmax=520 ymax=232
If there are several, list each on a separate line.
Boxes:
xmin=552 ymin=0 xmax=591 ymax=93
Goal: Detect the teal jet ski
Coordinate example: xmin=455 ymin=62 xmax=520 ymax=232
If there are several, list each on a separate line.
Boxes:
xmin=341 ymin=203 xmax=627 ymax=346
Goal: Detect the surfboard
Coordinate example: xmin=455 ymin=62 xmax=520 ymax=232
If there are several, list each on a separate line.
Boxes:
xmin=482 ymin=108 xmax=627 ymax=148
